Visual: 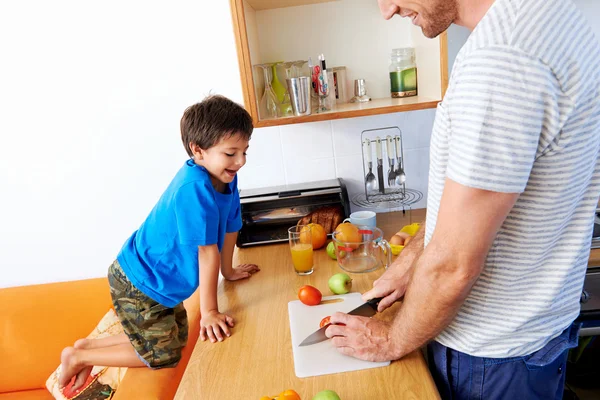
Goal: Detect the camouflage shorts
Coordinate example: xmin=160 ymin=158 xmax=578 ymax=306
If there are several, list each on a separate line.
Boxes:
xmin=107 ymin=260 xmax=188 ymax=369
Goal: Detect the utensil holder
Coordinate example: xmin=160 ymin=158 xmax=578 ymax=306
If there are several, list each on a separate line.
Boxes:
xmin=360 ymin=126 xmax=407 ymax=204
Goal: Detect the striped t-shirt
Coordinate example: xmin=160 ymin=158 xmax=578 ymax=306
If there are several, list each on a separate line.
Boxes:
xmin=426 ymin=0 xmax=600 ymax=358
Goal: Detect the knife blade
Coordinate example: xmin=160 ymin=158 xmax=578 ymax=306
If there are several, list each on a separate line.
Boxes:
xmin=298 ymin=297 xmax=382 ymax=347
xmin=375 ymin=137 xmax=385 ymax=194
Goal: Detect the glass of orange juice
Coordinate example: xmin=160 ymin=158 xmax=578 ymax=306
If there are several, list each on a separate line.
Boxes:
xmin=288 ymin=225 xmax=314 ymax=275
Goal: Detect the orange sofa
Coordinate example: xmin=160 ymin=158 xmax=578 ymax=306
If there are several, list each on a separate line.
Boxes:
xmin=0 ymin=278 xmax=200 ymax=399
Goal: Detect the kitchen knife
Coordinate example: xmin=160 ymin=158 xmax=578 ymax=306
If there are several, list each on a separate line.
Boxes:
xmin=298 ymin=297 xmax=383 ymax=347
xmin=375 ymin=137 xmax=385 ymax=194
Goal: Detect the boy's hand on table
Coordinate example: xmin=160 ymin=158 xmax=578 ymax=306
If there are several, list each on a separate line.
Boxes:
xmin=223 ymin=263 xmax=260 ymax=281
xmin=200 ymin=310 xmax=235 ymax=342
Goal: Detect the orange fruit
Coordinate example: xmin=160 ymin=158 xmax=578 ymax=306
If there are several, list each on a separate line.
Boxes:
xmin=278 ymin=390 xmax=301 ymax=400
xmin=300 ymin=223 xmax=327 ymax=250
xmin=334 ymin=222 xmax=361 ymax=244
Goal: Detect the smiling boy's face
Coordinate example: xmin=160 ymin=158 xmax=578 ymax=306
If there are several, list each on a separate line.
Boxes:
xmin=191 ymin=132 xmax=249 ymax=190
xmin=377 ymin=0 xmax=458 ymax=38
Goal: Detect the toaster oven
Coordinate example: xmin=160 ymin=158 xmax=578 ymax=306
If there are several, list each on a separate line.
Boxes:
xmin=237 ymin=178 xmax=351 ymax=247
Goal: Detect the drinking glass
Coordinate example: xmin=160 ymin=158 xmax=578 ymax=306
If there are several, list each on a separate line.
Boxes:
xmin=288 ymin=225 xmax=314 ymax=275
xmin=291 ymin=60 xmax=308 ymax=78
xmin=254 ymin=63 xmax=279 ymax=120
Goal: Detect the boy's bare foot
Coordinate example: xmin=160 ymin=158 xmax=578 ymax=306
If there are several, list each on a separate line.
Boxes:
xmin=72 ymin=340 xmax=93 ymax=390
xmin=74 ymin=338 xmax=89 ymax=349
xmin=59 ymin=346 xmax=87 ymax=390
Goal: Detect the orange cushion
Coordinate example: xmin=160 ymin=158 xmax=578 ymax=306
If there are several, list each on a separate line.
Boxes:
xmin=112 ymin=288 xmax=201 ymax=400
xmin=0 ymin=278 xmax=113 ymax=393
xmin=0 ymin=389 xmax=53 ymax=400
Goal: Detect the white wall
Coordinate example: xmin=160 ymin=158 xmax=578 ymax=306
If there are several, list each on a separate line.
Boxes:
xmin=0 ymin=1 xmax=243 ymax=287
xmin=2 ymin=1 xmax=597 ymax=288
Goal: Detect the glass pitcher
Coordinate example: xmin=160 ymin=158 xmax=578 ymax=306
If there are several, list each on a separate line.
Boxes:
xmin=332 ymin=226 xmax=392 ymax=273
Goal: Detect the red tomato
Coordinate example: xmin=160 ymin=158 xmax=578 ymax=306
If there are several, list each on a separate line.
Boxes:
xmin=298 ymin=285 xmax=322 ymax=306
xmin=319 ymin=315 xmax=346 ymax=329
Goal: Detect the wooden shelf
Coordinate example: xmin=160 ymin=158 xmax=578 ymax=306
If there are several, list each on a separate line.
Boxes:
xmin=231 ymin=0 xmax=448 ymax=128
xmin=246 ymin=0 xmax=338 ymax=11
xmin=255 ymin=96 xmax=440 ymax=127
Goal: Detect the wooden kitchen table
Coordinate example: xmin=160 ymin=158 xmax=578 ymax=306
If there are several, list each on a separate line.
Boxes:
xmin=174 ymin=209 xmax=439 ymax=400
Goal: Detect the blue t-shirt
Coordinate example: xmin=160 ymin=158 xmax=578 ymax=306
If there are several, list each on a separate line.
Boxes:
xmin=117 ymin=159 xmax=243 ymax=307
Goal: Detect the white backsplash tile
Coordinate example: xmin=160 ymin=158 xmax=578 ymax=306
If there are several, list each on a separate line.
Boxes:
xmin=238 ymin=125 xmax=285 ymax=190
xmin=240 ymin=110 xmax=435 ymax=212
xmin=238 ymin=163 xmax=286 ymax=189
xmin=280 ymin=120 xmax=334 ymax=159
xmin=284 ymin=157 xmax=336 ymax=184
xmin=331 ymin=113 xmax=405 ymax=157
xmin=402 ymin=146 xmax=430 ymax=210
xmin=333 ymin=154 xmax=365 ymax=199
xmin=247 ymin=125 xmax=282 ymax=163
xmin=406 ymin=108 xmax=436 ymax=149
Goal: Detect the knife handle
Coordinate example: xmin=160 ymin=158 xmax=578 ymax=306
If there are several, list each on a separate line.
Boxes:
xmin=366 ymin=297 xmax=383 ymax=311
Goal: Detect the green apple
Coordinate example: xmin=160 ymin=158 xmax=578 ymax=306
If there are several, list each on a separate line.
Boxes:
xmin=328 ymin=273 xmax=352 ymax=295
xmin=326 ymin=241 xmax=337 ymax=260
xmin=312 ymin=390 xmax=341 ymax=400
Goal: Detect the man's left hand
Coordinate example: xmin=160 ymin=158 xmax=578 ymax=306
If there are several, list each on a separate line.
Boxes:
xmin=325 ymin=312 xmax=401 ymax=362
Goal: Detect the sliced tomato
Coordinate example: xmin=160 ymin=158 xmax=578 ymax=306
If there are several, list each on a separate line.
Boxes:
xmin=319 ymin=315 xmax=346 ymax=329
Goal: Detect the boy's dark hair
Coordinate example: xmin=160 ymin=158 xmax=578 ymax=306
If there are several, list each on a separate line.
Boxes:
xmin=180 ymin=95 xmax=253 ymax=157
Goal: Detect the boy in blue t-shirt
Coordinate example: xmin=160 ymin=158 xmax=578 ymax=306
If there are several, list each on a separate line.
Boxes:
xmin=58 ymin=95 xmax=260 ymax=391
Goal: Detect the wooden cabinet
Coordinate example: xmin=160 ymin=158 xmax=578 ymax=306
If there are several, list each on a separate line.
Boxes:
xmin=230 ymin=0 xmax=448 ymax=127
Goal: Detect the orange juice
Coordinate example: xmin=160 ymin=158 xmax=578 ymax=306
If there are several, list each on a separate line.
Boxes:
xmin=290 ymin=243 xmax=313 ymax=273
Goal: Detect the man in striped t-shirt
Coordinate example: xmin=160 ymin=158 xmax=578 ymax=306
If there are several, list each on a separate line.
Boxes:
xmin=326 ymin=0 xmax=600 ymax=398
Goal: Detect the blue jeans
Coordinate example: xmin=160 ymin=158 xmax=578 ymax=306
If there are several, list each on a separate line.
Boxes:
xmin=427 ymin=324 xmax=580 ymax=400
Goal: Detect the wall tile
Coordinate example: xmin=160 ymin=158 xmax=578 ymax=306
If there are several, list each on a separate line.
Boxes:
xmin=284 ymin=157 xmax=336 ymax=184
xmin=405 ymin=108 xmax=436 ymax=149
xmin=238 ymin=163 xmax=286 ymax=190
xmin=334 ymin=154 xmax=365 ymax=201
xmin=280 ymin=120 xmax=333 ymax=159
xmin=402 ymin=146 xmax=430 ymax=210
xmin=238 ymin=125 xmax=285 ymax=189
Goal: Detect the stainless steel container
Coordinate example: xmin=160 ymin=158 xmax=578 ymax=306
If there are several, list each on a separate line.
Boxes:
xmin=286 ymin=77 xmax=312 ymax=116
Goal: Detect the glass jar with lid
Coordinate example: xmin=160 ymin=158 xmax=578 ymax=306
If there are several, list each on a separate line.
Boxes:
xmin=389 ymin=48 xmax=418 ymax=98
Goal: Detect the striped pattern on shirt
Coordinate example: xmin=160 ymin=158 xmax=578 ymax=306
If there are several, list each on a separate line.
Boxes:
xmin=426 ymin=0 xmax=600 ymax=357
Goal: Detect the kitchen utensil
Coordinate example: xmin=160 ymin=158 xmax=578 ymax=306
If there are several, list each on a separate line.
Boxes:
xmin=349 ymin=79 xmax=371 ymax=103
xmin=288 ymin=225 xmax=314 ymax=275
xmin=286 ymin=77 xmax=312 ymax=116
xmin=288 ymin=293 xmax=390 ymax=378
xmin=375 ymin=137 xmax=385 ymax=194
xmin=299 ymin=297 xmax=383 ymax=346
xmin=363 ymin=138 xmax=377 ymax=192
xmin=394 ymin=135 xmax=406 ymax=184
xmin=386 ymin=135 xmax=395 ymax=186
xmin=332 ymin=226 xmax=392 ymax=273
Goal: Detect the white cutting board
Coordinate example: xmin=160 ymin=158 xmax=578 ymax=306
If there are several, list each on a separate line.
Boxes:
xmin=288 ymin=293 xmax=390 ymax=378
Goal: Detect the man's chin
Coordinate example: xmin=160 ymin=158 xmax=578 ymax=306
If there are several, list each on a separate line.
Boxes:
xmin=421 ymin=25 xmax=448 ymax=39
